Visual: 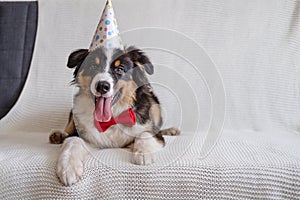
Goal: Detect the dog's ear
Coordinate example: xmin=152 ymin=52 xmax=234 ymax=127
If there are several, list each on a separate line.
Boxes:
xmin=126 ymin=47 xmax=154 ymax=75
xmin=132 ymin=66 xmax=149 ymax=87
xmin=67 ymin=49 xmax=89 ymax=68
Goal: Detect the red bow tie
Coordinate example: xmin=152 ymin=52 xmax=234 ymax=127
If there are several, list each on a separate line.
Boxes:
xmin=94 ymin=108 xmax=136 ymax=132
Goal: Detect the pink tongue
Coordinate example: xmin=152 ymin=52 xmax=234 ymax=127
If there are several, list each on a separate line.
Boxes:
xmin=94 ymin=97 xmax=112 ymax=122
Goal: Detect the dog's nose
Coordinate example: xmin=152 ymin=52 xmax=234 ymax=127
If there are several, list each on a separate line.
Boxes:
xmin=96 ymin=81 xmax=110 ymax=94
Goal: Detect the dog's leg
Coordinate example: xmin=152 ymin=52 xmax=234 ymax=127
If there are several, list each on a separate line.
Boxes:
xmin=159 ymin=127 xmax=180 ymax=136
xmin=149 ymin=103 xmax=180 ymax=136
xmin=132 ymin=132 xmax=164 ymax=165
xmin=49 ymin=111 xmax=78 ymax=144
xmin=56 ymin=137 xmax=89 ymax=186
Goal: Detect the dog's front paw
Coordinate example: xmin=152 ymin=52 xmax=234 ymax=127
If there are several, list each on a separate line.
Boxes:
xmin=132 ymin=132 xmax=163 ymax=165
xmin=49 ymin=130 xmax=68 ymax=144
xmin=132 ymin=152 xmax=154 ymax=165
xmin=57 ymin=154 xmax=84 ymax=186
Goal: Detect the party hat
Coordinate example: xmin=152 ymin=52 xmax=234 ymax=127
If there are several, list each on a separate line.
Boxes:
xmin=89 ymin=0 xmax=123 ymax=51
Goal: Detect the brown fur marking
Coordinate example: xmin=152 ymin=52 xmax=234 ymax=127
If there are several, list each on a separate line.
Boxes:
xmin=65 ymin=117 xmax=75 ymax=134
xmin=150 ymin=104 xmax=161 ymax=127
xmin=95 ymin=57 xmax=100 ymax=65
xmin=77 ymin=71 xmax=91 ymax=92
xmin=115 ymin=80 xmax=137 ymax=107
xmin=49 ymin=131 xmax=68 ymax=144
xmin=49 ymin=112 xmax=76 ymax=144
xmin=114 ymin=60 xmax=121 ymax=67
xmin=159 ymin=127 xmax=181 ymax=136
xmin=134 ymin=61 xmax=145 ymax=72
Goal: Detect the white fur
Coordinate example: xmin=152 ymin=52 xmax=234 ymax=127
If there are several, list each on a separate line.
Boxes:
xmin=105 ymin=48 xmax=113 ymax=72
xmin=56 ymin=137 xmax=89 ymax=186
xmin=72 ymin=93 xmax=114 ymax=148
xmin=132 ymin=132 xmax=164 ymax=165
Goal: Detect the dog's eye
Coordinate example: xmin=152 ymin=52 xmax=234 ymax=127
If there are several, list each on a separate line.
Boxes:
xmin=114 ymin=65 xmax=125 ymax=75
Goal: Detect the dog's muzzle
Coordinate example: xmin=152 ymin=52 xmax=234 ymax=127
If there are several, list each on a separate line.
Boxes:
xmin=96 ymin=81 xmax=110 ymax=95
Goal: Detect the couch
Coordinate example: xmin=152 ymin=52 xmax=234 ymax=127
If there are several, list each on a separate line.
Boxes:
xmin=0 ymin=0 xmax=300 ymax=199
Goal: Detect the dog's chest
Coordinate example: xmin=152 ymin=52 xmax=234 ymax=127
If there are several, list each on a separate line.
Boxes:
xmin=73 ymin=93 xmax=149 ymax=148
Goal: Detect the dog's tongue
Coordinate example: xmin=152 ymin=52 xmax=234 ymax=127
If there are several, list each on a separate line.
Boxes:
xmin=94 ymin=97 xmax=112 ymax=122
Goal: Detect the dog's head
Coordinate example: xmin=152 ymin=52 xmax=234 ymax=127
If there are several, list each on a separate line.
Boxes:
xmin=67 ymin=46 xmax=154 ymax=122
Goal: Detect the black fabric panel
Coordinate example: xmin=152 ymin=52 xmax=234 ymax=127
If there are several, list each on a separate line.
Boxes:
xmin=0 ymin=2 xmax=38 ymax=119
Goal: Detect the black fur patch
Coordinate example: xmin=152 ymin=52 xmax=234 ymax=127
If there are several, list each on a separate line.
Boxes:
xmin=134 ymin=84 xmax=161 ymax=126
xmin=67 ymin=47 xmax=108 ymax=83
xmin=67 ymin=111 xmax=79 ymax=138
xmin=126 ymin=46 xmax=154 ymax=75
xmin=80 ymin=48 xmax=107 ymax=76
xmin=155 ymin=132 xmax=165 ymax=147
xmin=67 ymin=49 xmax=89 ymax=77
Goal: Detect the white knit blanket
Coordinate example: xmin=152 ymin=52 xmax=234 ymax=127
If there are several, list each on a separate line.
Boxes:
xmin=0 ymin=0 xmax=300 ymax=199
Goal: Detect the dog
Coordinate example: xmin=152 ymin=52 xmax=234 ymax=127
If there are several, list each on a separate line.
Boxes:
xmin=49 ymin=46 xmax=180 ymax=186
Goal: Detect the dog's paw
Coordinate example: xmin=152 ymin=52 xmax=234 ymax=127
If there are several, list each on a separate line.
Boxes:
xmin=57 ymin=154 xmax=84 ymax=186
xmin=49 ymin=130 xmax=68 ymax=144
xmin=159 ymin=127 xmax=181 ymax=136
xmin=132 ymin=132 xmax=163 ymax=165
xmin=132 ymin=152 xmax=154 ymax=165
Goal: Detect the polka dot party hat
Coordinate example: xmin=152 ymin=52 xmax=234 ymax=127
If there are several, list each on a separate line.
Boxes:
xmin=89 ymin=0 xmax=123 ymax=51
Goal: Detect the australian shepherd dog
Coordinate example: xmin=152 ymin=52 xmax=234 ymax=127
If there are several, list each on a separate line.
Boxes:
xmin=49 ymin=46 xmax=180 ymax=186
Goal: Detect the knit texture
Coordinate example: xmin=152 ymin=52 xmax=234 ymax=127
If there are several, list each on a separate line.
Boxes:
xmin=0 ymin=0 xmax=300 ymax=199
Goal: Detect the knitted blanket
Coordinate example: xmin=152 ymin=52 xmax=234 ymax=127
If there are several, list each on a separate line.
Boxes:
xmin=0 ymin=0 xmax=300 ymax=199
